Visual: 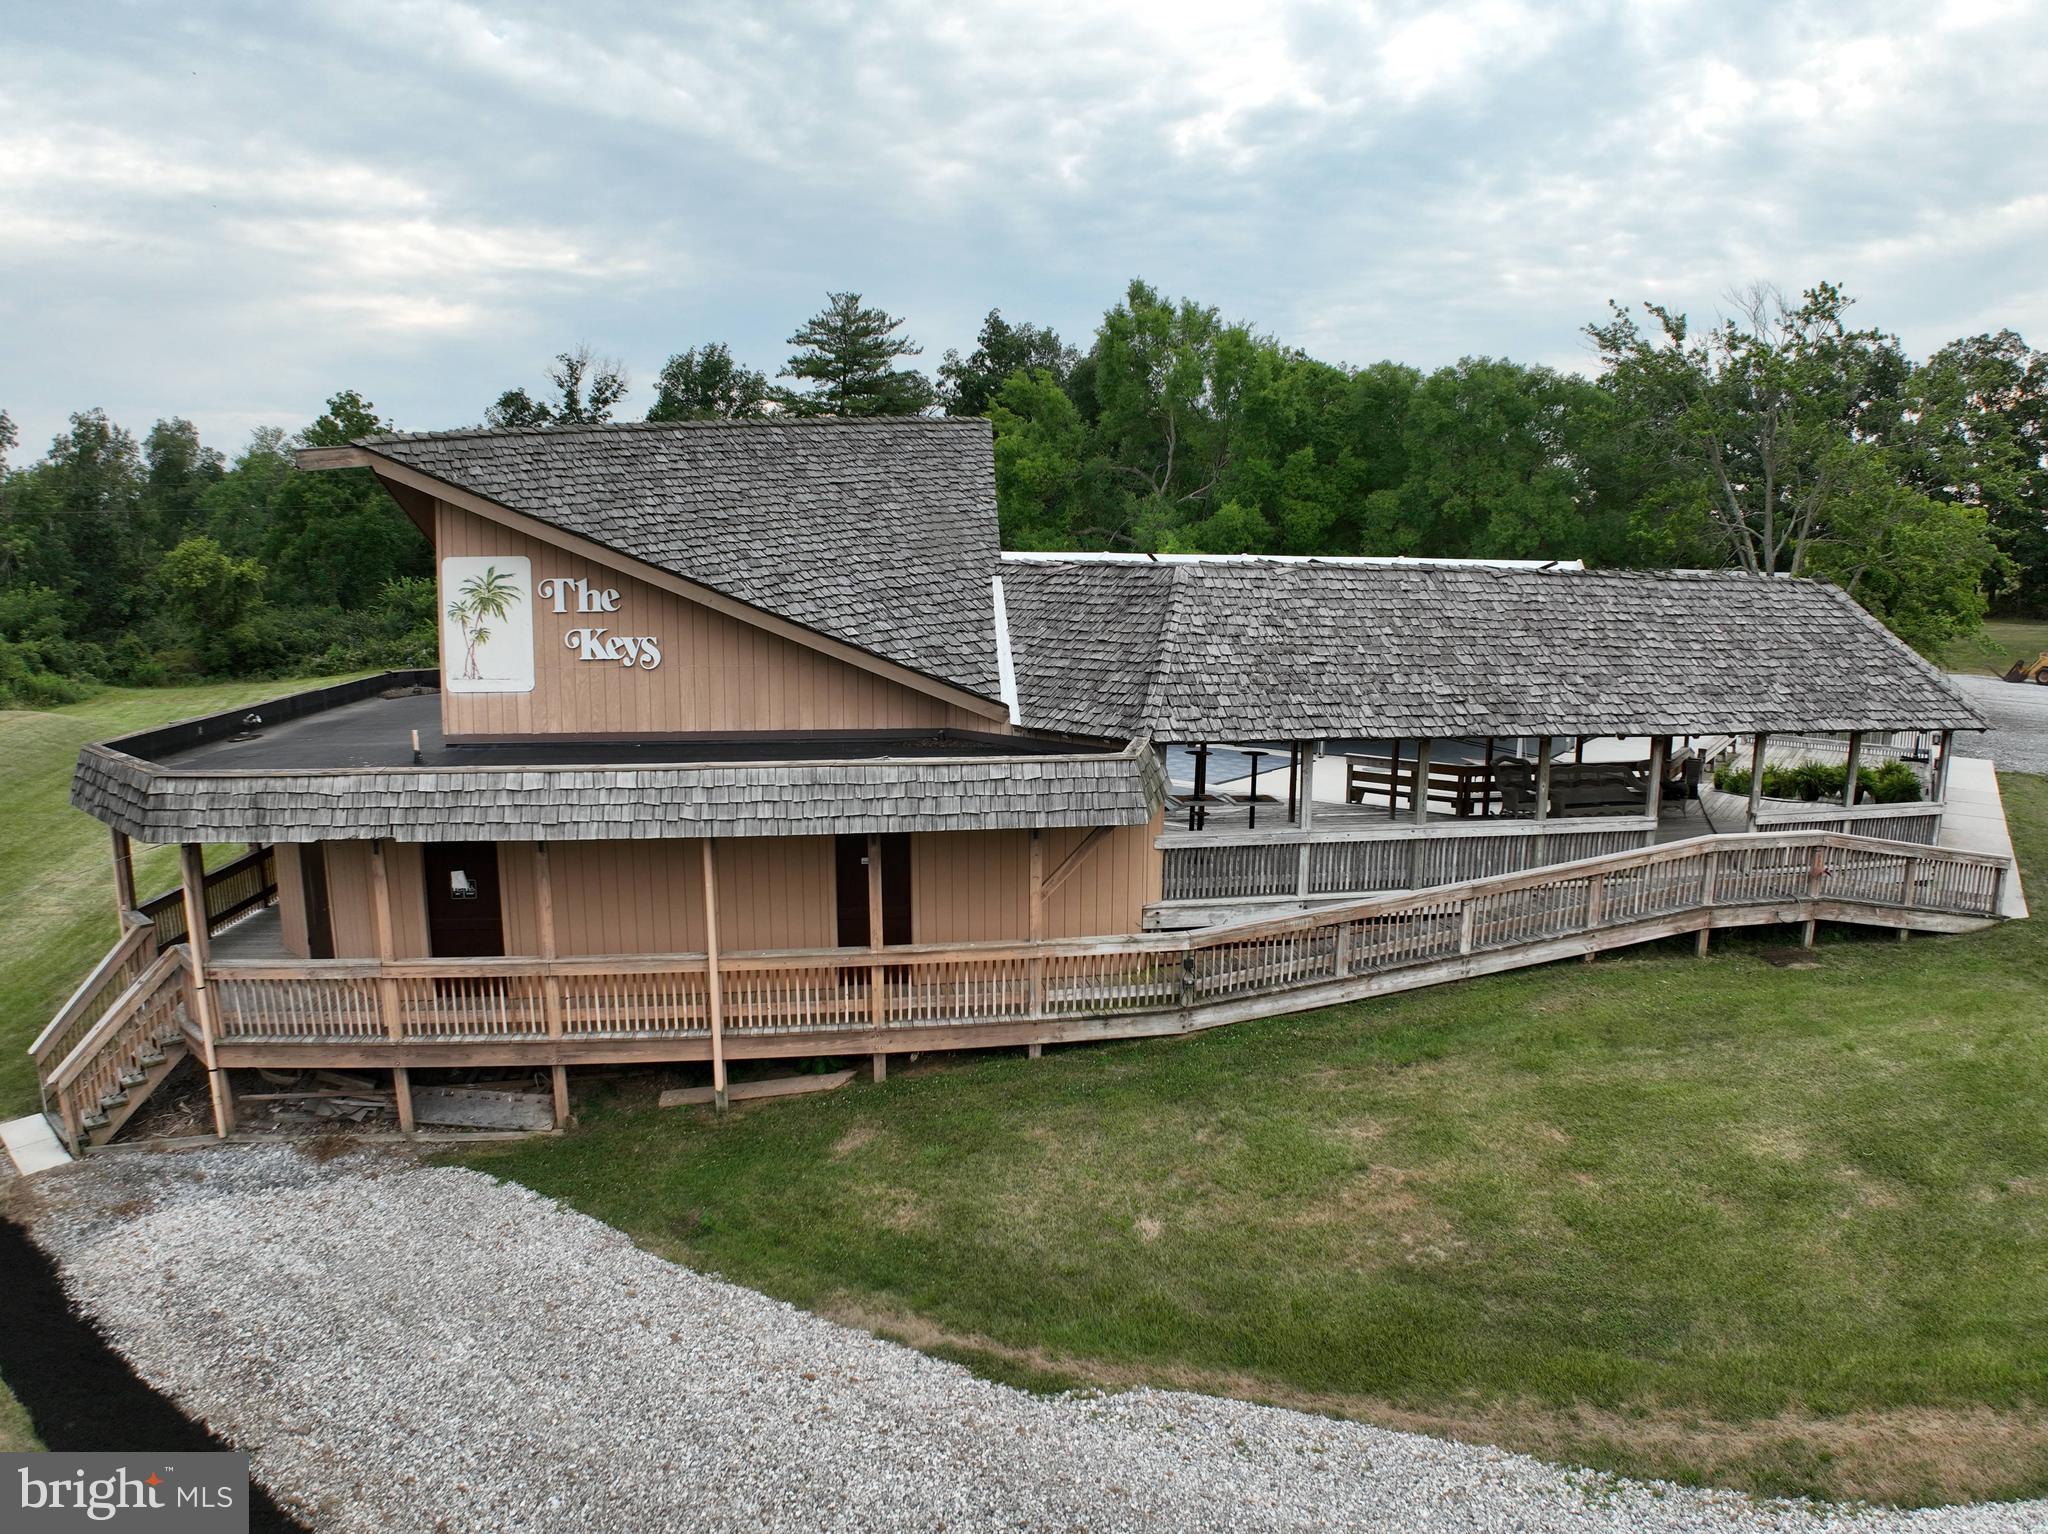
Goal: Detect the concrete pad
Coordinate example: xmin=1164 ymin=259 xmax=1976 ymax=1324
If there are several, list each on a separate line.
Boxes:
xmin=2 ymin=1114 xmax=71 ymax=1175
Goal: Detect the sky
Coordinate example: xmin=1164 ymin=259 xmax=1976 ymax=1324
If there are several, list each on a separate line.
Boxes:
xmin=2 ymin=0 xmax=2044 ymax=459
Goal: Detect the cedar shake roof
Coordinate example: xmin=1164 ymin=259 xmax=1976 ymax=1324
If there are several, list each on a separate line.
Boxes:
xmin=1002 ymin=559 xmax=1985 ymax=740
xmin=359 ymin=418 xmax=1003 ymax=701
xmin=74 ymin=741 xmax=1164 ymax=845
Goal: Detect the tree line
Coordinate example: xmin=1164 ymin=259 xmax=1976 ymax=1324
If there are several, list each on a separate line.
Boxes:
xmin=2 ymin=281 xmax=2042 ymax=707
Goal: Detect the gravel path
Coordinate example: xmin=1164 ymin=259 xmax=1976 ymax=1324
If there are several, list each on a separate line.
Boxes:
xmin=22 ymin=1147 xmax=2047 ymax=1533
xmin=1950 ymin=673 xmax=2048 ymax=777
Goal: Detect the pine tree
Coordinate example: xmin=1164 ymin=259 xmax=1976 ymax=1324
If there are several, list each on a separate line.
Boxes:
xmin=780 ymin=293 xmax=935 ymax=416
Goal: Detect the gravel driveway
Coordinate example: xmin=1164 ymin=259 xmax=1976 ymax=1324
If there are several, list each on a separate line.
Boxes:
xmin=1950 ymin=673 xmax=2048 ymax=776
xmin=21 ymin=1147 xmax=2045 ymax=1534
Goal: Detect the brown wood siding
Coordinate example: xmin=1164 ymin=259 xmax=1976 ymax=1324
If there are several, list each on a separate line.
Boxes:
xmin=322 ymin=842 xmax=430 ymax=959
xmin=300 ymin=822 xmax=1156 ymax=961
xmin=273 ymin=843 xmax=310 ymax=959
xmin=1045 ymin=815 xmax=1163 ymax=938
xmin=910 ymin=818 xmax=1163 ymax=943
xmin=435 ymin=502 xmax=996 ymax=738
xmin=911 ymin=831 xmax=1029 ymax=944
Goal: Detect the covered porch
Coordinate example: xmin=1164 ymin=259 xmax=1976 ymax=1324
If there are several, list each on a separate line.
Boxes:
xmin=1150 ymin=726 xmax=1978 ymax=920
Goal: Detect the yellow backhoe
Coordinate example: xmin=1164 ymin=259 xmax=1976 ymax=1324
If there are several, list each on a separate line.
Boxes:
xmin=2005 ymin=651 xmax=2048 ymax=684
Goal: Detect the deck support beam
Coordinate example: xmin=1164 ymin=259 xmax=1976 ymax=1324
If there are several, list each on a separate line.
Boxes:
xmin=180 ymin=843 xmax=234 ymax=1139
xmin=1931 ymin=729 xmax=1955 ymax=803
xmin=1296 ymin=747 xmax=1318 ymax=897
xmin=1028 ymin=830 xmax=1047 ymax=1016
xmin=1746 ymin=733 xmax=1769 ymax=832
xmin=702 ymin=839 xmax=727 ymax=1110
xmin=1407 ymin=737 xmax=1433 ymax=887
xmin=111 ymin=828 xmax=137 ymax=918
xmin=535 ymin=841 xmax=569 ymax=1129
xmin=368 ymin=840 xmax=412 ymax=1134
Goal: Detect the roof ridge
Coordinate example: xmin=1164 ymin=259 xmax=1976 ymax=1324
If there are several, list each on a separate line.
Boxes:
xmin=1134 ymin=563 xmax=1195 ymax=729
xmin=355 ymin=417 xmax=988 ymax=448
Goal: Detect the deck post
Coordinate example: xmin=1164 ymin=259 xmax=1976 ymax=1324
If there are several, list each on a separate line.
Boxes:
xmin=1407 ymin=738 xmax=1433 ymax=888
xmin=1286 ymin=742 xmax=1300 ymax=823
xmin=1028 ymin=830 xmax=1047 ymax=1016
xmin=111 ymin=827 xmax=137 ymax=917
xmin=1296 ymin=748 xmax=1318 ymax=897
xmin=368 ymin=840 xmax=412 ymax=1134
xmin=535 ymin=841 xmax=569 ymax=1129
xmin=865 ymin=833 xmax=886 ymax=1044
xmin=1645 ymin=736 xmax=1667 ymax=824
xmin=180 ymin=843 xmax=234 ymax=1139
xmin=1841 ymin=731 xmax=1864 ymax=829
xmin=1190 ymin=743 xmax=1208 ymax=831
xmin=1931 ymin=729 xmax=1955 ymax=804
xmin=701 ymin=838 xmax=727 ymax=1110
xmin=1801 ymin=843 xmax=1825 ymax=947
xmin=1534 ymin=737 xmax=1553 ymax=824
xmin=1746 ymin=733 xmax=1769 ymax=832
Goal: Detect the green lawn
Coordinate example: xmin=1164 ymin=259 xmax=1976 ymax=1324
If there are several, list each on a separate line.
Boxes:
xmin=0 ymin=677 xmax=360 ymax=1117
xmin=464 ymin=775 xmax=2048 ymax=1508
xmin=1939 ymin=617 xmax=2048 ymax=677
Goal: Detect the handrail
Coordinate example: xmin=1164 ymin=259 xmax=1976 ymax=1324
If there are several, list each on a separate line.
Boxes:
xmin=201 ymin=831 xmax=2011 ymax=989
xmin=47 ymin=948 xmax=186 ymax=1095
xmin=1159 ymin=812 xmax=1657 ymax=848
xmin=138 ymin=845 xmax=277 ymax=947
xmin=29 ymin=913 xmax=155 ymax=1064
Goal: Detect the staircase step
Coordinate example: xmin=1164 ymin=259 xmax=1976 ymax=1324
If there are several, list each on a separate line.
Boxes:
xmin=117 ymin=1069 xmax=147 ymax=1088
xmin=97 ymin=1089 xmax=129 ymax=1109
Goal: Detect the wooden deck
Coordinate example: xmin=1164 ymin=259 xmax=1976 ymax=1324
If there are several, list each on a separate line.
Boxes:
xmin=31 ymin=826 xmax=2012 ymax=1152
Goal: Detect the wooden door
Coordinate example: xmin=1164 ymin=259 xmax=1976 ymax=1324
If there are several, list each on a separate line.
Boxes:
xmin=421 ymin=842 xmax=505 ymax=958
xmin=834 ymin=834 xmax=912 ymax=948
xmin=301 ymin=843 xmax=334 ymax=961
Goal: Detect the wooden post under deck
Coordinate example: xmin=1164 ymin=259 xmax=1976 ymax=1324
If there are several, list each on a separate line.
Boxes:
xmin=1746 ymin=733 xmax=1769 ymax=832
xmin=368 ymin=839 xmax=412 ymax=1134
xmin=535 ymin=841 xmax=569 ymax=1129
xmin=701 ymin=838 xmax=727 ymax=1109
xmin=111 ymin=828 xmax=136 ymax=917
xmin=180 ymin=843 xmax=234 ymax=1139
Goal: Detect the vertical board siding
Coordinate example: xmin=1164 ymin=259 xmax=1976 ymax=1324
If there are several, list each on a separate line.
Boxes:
xmin=435 ymin=502 xmax=994 ymax=738
xmin=322 ymin=841 xmax=429 ymax=959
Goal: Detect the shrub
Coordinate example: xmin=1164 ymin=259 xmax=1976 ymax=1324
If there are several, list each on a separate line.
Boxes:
xmin=1713 ymin=757 xmax=1923 ymax=804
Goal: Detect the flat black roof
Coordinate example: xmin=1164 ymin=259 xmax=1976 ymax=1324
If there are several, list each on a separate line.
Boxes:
xmin=116 ymin=674 xmax=1110 ymax=774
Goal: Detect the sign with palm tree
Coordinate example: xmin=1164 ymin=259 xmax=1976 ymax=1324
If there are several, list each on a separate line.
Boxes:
xmin=439 ymin=556 xmax=534 ymax=692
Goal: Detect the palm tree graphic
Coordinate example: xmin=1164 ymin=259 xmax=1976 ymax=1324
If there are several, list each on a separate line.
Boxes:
xmin=446 ymin=566 xmax=521 ymax=681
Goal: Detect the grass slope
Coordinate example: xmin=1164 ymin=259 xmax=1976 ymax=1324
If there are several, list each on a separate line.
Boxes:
xmin=0 ymin=678 xmax=358 ymax=1117
xmin=1939 ymin=617 xmax=2048 ymax=677
xmin=466 ymin=774 xmax=2048 ymax=1508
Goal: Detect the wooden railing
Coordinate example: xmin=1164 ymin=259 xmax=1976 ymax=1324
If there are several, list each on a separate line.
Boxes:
xmin=28 ymin=913 xmax=160 ymax=1086
xmin=139 ymin=845 xmax=278 ymax=949
xmin=45 ymin=948 xmax=191 ymax=1152
xmin=1159 ymin=817 xmax=1656 ymax=903
xmin=1751 ymin=802 xmax=1942 ymax=845
xmin=194 ymin=832 xmax=2009 ymax=1054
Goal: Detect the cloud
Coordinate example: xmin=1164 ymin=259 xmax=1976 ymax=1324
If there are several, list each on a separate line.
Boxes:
xmin=0 ymin=0 xmax=2043 ymax=455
